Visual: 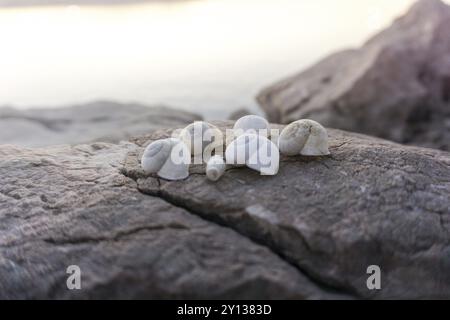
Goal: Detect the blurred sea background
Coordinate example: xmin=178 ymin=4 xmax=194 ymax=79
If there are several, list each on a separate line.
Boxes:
xmin=1 ymin=0 xmax=446 ymax=119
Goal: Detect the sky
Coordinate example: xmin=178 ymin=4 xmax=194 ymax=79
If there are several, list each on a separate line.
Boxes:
xmin=0 ymin=0 xmax=447 ymax=118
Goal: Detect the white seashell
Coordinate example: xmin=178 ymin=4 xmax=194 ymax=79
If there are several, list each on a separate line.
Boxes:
xmin=206 ymin=155 xmax=226 ymax=181
xmin=141 ymin=138 xmax=190 ymax=180
xmin=225 ymin=133 xmax=258 ymax=166
xmin=233 ymin=115 xmax=270 ymax=137
xmin=225 ymin=133 xmax=279 ymax=175
xmin=179 ymin=121 xmax=222 ymax=158
xmin=278 ymin=119 xmax=330 ymax=156
xmin=141 ymin=139 xmax=172 ymax=173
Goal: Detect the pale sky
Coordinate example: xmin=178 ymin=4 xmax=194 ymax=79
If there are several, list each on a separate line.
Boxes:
xmin=0 ymin=0 xmax=447 ymax=117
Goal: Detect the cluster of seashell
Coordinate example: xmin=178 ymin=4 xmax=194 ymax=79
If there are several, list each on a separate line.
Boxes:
xmin=141 ymin=115 xmax=330 ymax=181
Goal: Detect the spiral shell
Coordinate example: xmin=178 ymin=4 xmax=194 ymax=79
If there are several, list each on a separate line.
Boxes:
xmin=225 ymin=133 xmax=279 ymax=175
xmin=179 ymin=121 xmax=223 ymax=158
xmin=278 ymin=119 xmax=330 ymax=156
xmin=141 ymin=138 xmax=190 ymax=180
xmin=233 ymin=115 xmax=270 ymax=138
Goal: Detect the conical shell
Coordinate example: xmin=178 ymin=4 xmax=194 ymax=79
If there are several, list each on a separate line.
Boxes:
xmin=141 ymin=138 xmax=191 ymax=180
xmin=206 ymin=155 xmax=226 ymax=181
xmin=278 ymin=119 xmax=330 ymax=156
xmin=179 ymin=121 xmax=223 ymax=158
xmin=141 ymin=139 xmax=172 ymax=173
xmin=233 ymin=115 xmax=270 ymax=137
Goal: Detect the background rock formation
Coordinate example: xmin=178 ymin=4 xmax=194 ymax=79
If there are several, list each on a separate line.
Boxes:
xmin=1 ymin=121 xmax=449 ymax=299
xmin=0 ymin=101 xmax=201 ymax=147
xmin=257 ymin=0 xmax=450 ymax=151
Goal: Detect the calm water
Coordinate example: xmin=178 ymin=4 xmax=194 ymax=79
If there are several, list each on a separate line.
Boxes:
xmin=0 ymin=0 xmax=427 ymax=118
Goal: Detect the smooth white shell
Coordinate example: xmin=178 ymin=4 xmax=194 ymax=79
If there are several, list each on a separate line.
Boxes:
xmin=141 ymin=138 xmax=190 ymax=180
xmin=225 ymin=133 xmax=279 ymax=175
xmin=179 ymin=121 xmax=222 ymax=158
xmin=233 ymin=115 xmax=270 ymax=137
xmin=225 ymin=133 xmax=258 ymax=166
xmin=206 ymin=155 xmax=226 ymax=181
xmin=141 ymin=139 xmax=172 ymax=173
xmin=278 ymin=119 xmax=330 ymax=156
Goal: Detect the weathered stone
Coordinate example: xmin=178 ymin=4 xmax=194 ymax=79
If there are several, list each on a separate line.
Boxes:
xmin=0 ymin=137 xmax=341 ymax=299
xmin=257 ymin=0 xmax=450 ymax=151
xmin=0 ymin=101 xmax=201 ymax=147
xmin=1 ymin=121 xmax=449 ymax=299
xmin=127 ymin=121 xmax=450 ymax=299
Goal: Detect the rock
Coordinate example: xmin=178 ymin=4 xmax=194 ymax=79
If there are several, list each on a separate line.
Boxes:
xmin=257 ymin=0 xmax=450 ymax=151
xmin=0 ymin=101 xmax=201 ymax=147
xmin=228 ymin=108 xmax=252 ymax=120
xmin=1 ymin=121 xmax=449 ymax=299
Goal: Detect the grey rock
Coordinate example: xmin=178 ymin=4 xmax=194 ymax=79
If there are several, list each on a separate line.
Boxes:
xmin=0 ymin=101 xmax=201 ymax=147
xmin=0 ymin=134 xmax=340 ymax=299
xmin=127 ymin=121 xmax=450 ymax=299
xmin=257 ymin=0 xmax=450 ymax=151
xmin=1 ymin=121 xmax=449 ymax=299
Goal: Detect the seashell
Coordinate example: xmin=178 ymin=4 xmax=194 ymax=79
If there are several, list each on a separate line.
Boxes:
xmin=179 ymin=121 xmax=223 ymax=159
xmin=225 ymin=133 xmax=279 ymax=175
xmin=141 ymin=138 xmax=190 ymax=180
xmin=206 ymin=155 xmax=226 ymax=181
xmin=278 ymin=119 xmax=330 ymax=156
xmin=233 ymin=115 xmax=270 ymax=137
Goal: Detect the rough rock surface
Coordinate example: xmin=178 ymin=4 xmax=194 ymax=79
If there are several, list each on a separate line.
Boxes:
xmin=1 ymin=121 xmax=449 ymax=299
xmin=0 ymin=101 xmax=201 ymax=148
xmin=257 ymin=0 xmax=450 ymax=151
